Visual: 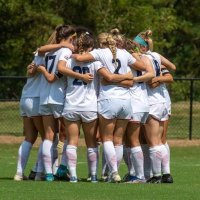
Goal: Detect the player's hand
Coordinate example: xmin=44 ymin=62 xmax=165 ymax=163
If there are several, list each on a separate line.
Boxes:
xmin=126 ymin=71 xmax=134 ymax=80
xmin=27 ymin=63 xmax=37 ymax=75
xmin=148 ymin=77 xmax=160 ymax=88
xmin=27 ymin=63 xmax=35 ymax=70
xmin=81 ymin=73 xmax=94 ymax=83
xmin=37 ymin=65 xmax=45 ymax=73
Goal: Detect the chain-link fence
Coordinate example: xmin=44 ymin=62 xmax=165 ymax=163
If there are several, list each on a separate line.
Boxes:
xmin=0 ymin=76 xmax=200 ymax=139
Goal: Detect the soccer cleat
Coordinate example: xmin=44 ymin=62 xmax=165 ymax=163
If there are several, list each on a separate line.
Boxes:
xmin=147 ymin=176 xmax=162 ymax=183
xmin=161 ymin=174 xmax=173 ymax=183
xmin=14 ymin=173 xmax=28 ymax=181
xmin=35 ymin=172 xmax=45 ymax=181
xmin=126 ymin=176 xmax=146 ymax=184
xmin=45 ymin=173 xmax=54 ymax=182
xmin=70 ymin=176 xmax=78 ymax=183
xmin=28 ymin=170 xmax=37 ymax=180
xmin=101 ymin=173 xmax=109 ymax=182
xmin=91 ymin=175 xmax=98 ymax=183
xmin=109 ymin=172 xmax=121 ymax=183
xmin=87 ymin=174 xmax=91 ymax=182
xmin=55 ymin=165 xmax=70 ymax=181
xmin=122 ymin=173 xmax=132 ymax=182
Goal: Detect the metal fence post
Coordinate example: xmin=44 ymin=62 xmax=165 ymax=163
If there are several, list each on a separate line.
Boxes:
xmin=189 ymin=79 xmax=194 ymax=140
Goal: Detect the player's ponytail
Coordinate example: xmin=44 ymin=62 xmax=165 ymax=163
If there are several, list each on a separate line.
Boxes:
xmin=55 ymin=24 xmax=76 ymax=43
xmin=134 ymin=29 xmax=153 ymax=51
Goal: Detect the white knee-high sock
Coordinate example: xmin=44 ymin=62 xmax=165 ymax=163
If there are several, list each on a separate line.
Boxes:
xmin=141 ymin=144 xmax=152 ymax=179
xmin=16 ymin=141 xmax=32 ymax=175
xmin=149 ymin=145 xmax=162 ymax=177
xmin=102 ymin=141 xmax=117 ymax=174
xmin=123 ymin=146 xmax=135 ymax=176
xmin=164 ymin=142 xmax=170 ymax=154
xmin=42 ymin=139 xmax=53 ymax=174
xmin=87 ymin=147 xmax=99 ymax=176
xmin=101 ymin=148 xmax=109 ymax=176
xmin=161 ymin=144 xmax=170 ymax=174
xmin=36 ymin=143 xmax=44 ymax=173
xmin=130 ymin=146 xmax=144 ymax=179
xmin=164 ymin=142 xmax=170 ymax=172
xmin=66 ymin=145 xmax=77 ymax=178
xmin=114 ymin=145 xmax=123 ymax=169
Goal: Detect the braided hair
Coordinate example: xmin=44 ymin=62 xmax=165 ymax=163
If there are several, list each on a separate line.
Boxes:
xmin=98 ymin=32 xmax=117 ymax=65
xmin=77 ymin=32 xmax=94 ymax=54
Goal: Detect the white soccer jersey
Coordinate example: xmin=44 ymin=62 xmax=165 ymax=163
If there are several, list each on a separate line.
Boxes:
xmin=90 ymin=48 xmax=135 ymax=100
xmin=63 ymin=59 xmax=103 ymax=111
xmin=40 ymin=48 xmax=72 ymax=105
xmin=21 ymin=53 xmax=44 ymax=98
xmin=129 ymin=68 xmax=149 ymax=113
xmin=144 ymin=51 xmax=166 ymax=105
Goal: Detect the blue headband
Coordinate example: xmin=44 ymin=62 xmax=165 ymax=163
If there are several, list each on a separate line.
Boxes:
xmin=133 ymin=35 xmax=148 ymax=47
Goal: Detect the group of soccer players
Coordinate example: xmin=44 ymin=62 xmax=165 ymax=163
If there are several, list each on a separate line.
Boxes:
xmin=14 ymin=24 xmax=176 ymax=184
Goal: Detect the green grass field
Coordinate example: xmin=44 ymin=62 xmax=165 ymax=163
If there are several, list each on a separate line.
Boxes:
xmin=0 ymin=144 xmax=200 ymax=200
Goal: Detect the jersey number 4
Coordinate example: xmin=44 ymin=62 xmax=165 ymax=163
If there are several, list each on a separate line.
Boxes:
xmin=73 ymin=66 xmax=90 ymax=86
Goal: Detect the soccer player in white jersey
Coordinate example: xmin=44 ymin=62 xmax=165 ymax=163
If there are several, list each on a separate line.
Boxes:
xmin=118 ymin=39 xmax=154 ymax=183
xmin=72 ymin=32 xmax=145 ymax=182
xmin=148 ymin=65 xmax=174 ymax=183
xmin=58 ymin=32 xmax=133 ymax=183
xmin=37 ymin=25 xmax=78 ymax=181
xmin=134 ymin=30 xmax=176 ymax=183
xmin=14 ymin=54 xmax=45 ymax=181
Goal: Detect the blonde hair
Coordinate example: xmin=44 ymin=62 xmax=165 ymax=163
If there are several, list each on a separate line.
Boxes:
xmin=77 ymin=32 xmax=94 ymax=54
xmin=46 ymin=30 xmax=57 ymax=44
xmin=138 ymin=29 xmax=153 ymax=51
xmin=98 ymin=32 xmax=117 ymax=64
xmin=110 ymin=28 xmax=124 ymax=48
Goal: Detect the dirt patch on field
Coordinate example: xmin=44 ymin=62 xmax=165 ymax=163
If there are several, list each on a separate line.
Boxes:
xmin=0 ymin=135 xmax=200 ymax=147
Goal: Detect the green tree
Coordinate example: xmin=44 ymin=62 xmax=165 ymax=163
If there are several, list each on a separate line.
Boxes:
xmin=0 ymin=0 xmax=63 ymax=76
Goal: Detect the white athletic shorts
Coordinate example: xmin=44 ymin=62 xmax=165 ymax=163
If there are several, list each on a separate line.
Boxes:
xmin=20 ymin=97 xmax=40 ymax=117
xmin=130 ymin=112 xmax=149 ymax=124
xmin=149 ymin=103 xmax=169 ymax=121
xmin=98 ymin=98 xmax=132 ymax=120
xmin=62 ymin=111 xmax=98 ymax=123
xmin=39 ymin=104 xmax=63 ymax=118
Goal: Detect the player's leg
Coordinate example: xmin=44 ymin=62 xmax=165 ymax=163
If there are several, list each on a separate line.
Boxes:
xmin=29 ymin=116 xmax=45 ymax=180
xmin=14 ymin=117 xmax=38 ymax=181
xmin=82 ymin=118 xmax=99 ymax=182
xmin=42 ymin=115 xmax=58 ymax=181
xmin=64 ymin=119 xmax=80 ymax=182
xmin=144 ymin=116 xmax=163 ymax=183
xmin=126 ymin=122 xmax=145 ymax=183
xmin=161 ymin=119 xmax=173 ymax=183
xmin=113 ymin=119 xmax=129 ymax=170
xmin=99 ymin=115 xmax=121 ymax=182
xmin=140 ymin=125 xmax=152 ymax=180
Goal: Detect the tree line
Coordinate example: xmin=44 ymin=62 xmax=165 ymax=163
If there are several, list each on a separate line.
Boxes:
xmin=0 ymin=0 xmax=200 ymax=77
